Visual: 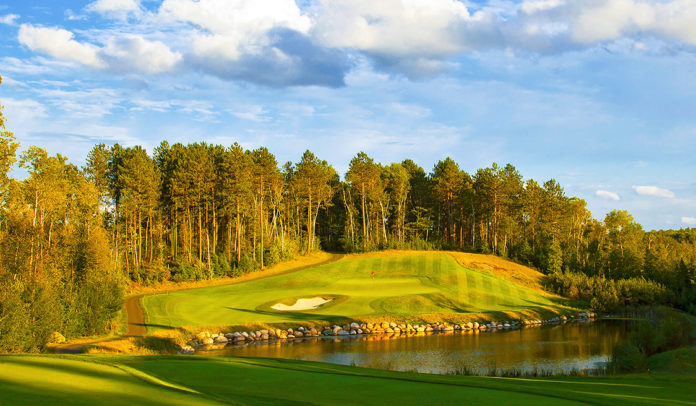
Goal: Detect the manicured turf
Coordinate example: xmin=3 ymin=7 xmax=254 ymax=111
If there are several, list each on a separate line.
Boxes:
xmin=2 ymin=354 xmax=695 ymax=406
xmin=142 ymin=251 xmax=572 ymax=330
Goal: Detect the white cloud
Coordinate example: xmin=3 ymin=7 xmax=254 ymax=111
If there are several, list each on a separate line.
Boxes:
xmin=18 ymin=24 xmax=105 ymax=69
xmin=0 ymin=13 xmax=19 ymax=25
xmin=160 ymin=0 xmax=311 ymax=60
xmin=230 ymin=105 xmax=271 ymax=122
xmin=86 ymin=0 xmax=141 ymax=19
xmin=683 ymin=216 xmax=696 ymax=225
xmin=313 ymin=0 xmax=500 ymax=75
xmin=596 ymin=189 xmax=620 ymax=201
xmin=17 ymin=24 xmax=180 ymax=74
xmin=633 ymin=185 xmax=675 ymax=198
xmin=101 ymin=36 xmax=181 ymax=73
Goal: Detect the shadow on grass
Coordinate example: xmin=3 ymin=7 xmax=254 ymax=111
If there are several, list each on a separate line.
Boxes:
xmin=0 ymin=357 xmax=207 ymax=406
xmin=225 ymin=307 xmax=352 ymax=324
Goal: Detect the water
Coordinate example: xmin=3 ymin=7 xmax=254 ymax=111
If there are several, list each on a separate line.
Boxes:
xmin=201 ymin=320 xmax=631 ymax=375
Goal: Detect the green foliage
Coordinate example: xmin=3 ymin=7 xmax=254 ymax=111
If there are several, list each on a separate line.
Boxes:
xmin=543 ymin=272 xmax=672 ymax=313
xmin=609 ymin=307 xmax=696 ymax=373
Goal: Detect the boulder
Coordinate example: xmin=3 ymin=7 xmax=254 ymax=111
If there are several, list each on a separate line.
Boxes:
xmin=337 ymin=329 xmax=349 ymax=336
xmin=202 ymin=337 xmax=214 ymax=345
xmin=295 ymin=331 xmax=304 ymax=338
xmin=350 ymin=322 xmax=360 ymax=330
xmin=349 ymin=329 xmax=357 ymax=335
xmin=214 ymin=336 xmax=228 ymax=344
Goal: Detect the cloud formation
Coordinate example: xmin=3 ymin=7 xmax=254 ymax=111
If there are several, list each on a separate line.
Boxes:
xmin=18 ymin=24 xmax=180 ymax=74
xmin=632 ymin=185 xmax=675 ymax=198
xmin=10 ymin=0 xmax=696 ymax=85
xmin=86 ymin=0 xmax=142 ymax=19
xmin=683 ymin=216 xmax=696 ymax=225
xmin=596 ymin=189 xmax=620 ymax=200
xmin=0 ymin=14 xmax=18 ymax=25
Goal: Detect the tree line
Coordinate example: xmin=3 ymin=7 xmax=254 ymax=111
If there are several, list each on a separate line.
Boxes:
xmin=1 ymin=75 xmax=695 ymax=351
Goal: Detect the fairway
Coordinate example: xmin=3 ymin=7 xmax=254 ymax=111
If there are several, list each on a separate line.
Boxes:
xmin=142 ymin=251 xmax=570 ymax=329
xmin=2 ymin=355 xmax=695 ymax=406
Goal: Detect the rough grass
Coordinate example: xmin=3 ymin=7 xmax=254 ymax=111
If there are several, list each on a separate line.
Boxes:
xmin=2 ymin=354 xmax=695 ymax=406
xmin=142 ymin=251 xmax=575 ymax=331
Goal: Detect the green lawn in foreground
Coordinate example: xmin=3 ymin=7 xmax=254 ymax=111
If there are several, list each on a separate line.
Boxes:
xmin=142 ymin=252 xmax=569 ymax=329
xmin=2 ymin=354 xmax=695 ymax=406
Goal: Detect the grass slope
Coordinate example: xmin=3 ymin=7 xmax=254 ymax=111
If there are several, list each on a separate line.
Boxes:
xmin=143 ymin=251 xmax=572 ymax=330
xmin=2 ymin=354 xmax=695 ymax=406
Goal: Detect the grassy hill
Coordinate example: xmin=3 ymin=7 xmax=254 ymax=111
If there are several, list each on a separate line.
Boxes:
xmin=142 ymin=251 xmax=573 ymax=330
xmin=2 ymin=354 xmax=695 ymax=406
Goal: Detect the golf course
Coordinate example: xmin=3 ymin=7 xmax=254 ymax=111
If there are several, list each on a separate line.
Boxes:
xmin=2 ymin=351 xmax=696 ymax=405
xmin=142 ymin=251 xmax=572 ymax=331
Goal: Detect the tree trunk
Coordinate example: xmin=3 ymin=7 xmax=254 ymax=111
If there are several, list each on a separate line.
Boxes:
xmin=306 ymin=190 xmax=312 ymax=254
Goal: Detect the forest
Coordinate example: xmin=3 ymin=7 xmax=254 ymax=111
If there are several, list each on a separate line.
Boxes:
xmin=1 ymin=76 xmax=695 ymax=351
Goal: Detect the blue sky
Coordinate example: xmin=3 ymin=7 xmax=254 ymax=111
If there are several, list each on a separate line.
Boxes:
xmin=0 ymin=0 xmax=695 ymax=230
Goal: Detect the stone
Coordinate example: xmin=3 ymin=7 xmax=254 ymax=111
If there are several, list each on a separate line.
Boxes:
xmin=214 ymin=336 xmax=228 ymax=344
xmin=473 ymin=322 xmax=479 ymax=329
xmin=381 ymin=322 xmax=390 ymax=329
xmin=337 ymin=329 xmax=349 ymax=336
xmin=202 ymin=337 xmax=214 ymax=345
xmin=349 ymin=329 xmax=357 ymax=335
xmin=357 ymin=328 xmax=363 ymax=334
xmin=287 ymin=334 xmax=295 ymax=339
xmin=350 ymin=322 xmax=360 ymax=330
xmin=295 ymin=331 xmax=304 ymax=338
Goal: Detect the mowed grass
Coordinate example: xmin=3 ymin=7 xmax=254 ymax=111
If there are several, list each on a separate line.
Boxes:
xmin=142 ymin=251 xmax=572 ymax=330
xmin=2 ymin=354 xmax=696 ymax=406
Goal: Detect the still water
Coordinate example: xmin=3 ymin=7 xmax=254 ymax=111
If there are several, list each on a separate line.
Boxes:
xmin=202 ymin=320 xmax=631 ymax=375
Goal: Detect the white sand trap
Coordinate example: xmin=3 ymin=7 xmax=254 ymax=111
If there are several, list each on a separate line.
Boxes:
xmin=271 ymin=297 xmax=333 ymax=311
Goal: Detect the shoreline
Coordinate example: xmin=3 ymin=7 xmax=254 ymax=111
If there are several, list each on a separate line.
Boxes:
xmin=187 ymin=312 xmax=599 ymax=354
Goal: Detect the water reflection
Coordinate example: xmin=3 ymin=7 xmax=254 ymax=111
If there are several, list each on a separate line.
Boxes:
xmin=201 ymin=320 xmax=631 ymax=375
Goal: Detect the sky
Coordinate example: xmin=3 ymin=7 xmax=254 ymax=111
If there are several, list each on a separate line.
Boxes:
xmin=0 ymin=0 xmax=695 ymax=231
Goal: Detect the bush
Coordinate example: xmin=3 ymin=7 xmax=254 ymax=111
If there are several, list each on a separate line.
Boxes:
xmin=610 ymin=341 xmax=647 ymax=373
xmin=609 ymin=307 xmax=696 ymax=373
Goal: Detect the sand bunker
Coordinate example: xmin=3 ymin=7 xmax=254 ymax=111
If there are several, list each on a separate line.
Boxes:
xmin=271 ymin=297 xmax=333 ymax=311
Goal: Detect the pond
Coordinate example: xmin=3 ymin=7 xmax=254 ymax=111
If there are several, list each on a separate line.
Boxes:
xmin=200 ymin=320 xmax=632 ymax=375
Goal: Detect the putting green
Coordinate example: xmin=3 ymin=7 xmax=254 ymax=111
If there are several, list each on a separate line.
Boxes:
xmin=142 ymin=251 xmax=571 ymax=329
